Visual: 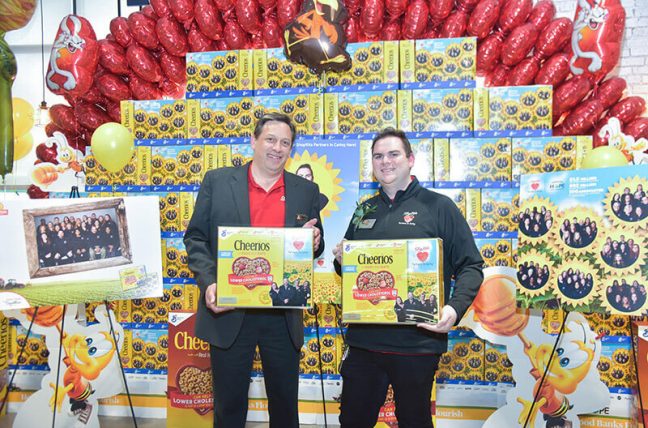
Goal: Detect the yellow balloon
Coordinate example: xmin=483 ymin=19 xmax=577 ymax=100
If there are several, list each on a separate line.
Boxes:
xmin=13 ymin=132 xmax=33 ymax=160
xmin=91 ymin=122 xmax=134 ymax=173
xmin=580 ymin=146 xmax=628 ymax=170
xmin=12 ymin=97 xmax=34 ymax=138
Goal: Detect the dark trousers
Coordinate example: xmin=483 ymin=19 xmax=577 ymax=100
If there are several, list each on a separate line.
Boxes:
xmin=210 ymin=311 xmax=300 ymax=428
xmin=339 ymin=346 xmax=440 ymax=428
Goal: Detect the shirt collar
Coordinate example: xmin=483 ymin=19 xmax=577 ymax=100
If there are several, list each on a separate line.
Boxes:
xmin=379 ymin=176 xmax=420 ymax=204
xmin=248 ymin=163 xmax=285 ymax=192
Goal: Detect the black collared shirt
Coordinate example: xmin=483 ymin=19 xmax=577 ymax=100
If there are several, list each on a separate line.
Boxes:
xmin=335 ymin=178 xmax=484 ymax=354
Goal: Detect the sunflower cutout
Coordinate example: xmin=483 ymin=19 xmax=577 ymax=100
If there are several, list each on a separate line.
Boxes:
xmin=596 ymin=226 xmax=647 ymax=276
xmin=516 ymin=249 xmax=554 ymax=298
xmin=517 ymin=196 xmax=557 ymax=245
xmin=600 ymin=274 xmax=648 ymax=316
xmin=552 ymin=258 xmax=600 ymax=308
xmin=552 ymin=206 xmax=603 ymax=257
xmin=603 ymin=175 xmax=648 ymax=230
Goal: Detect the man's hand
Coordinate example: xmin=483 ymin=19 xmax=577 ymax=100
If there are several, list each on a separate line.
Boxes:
xmin=417 ymin=305 xmax=457 ymax=333
xmin=303 ymin=218 xmax=321 ymax=252
xmin=205 ymin=283 xmax=234 ymax=314
xmin=332 ymin=242 xmax=343 ymax=265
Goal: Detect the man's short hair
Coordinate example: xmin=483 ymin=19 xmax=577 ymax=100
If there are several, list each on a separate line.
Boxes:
xmin=253 ymin=112 xmax=297 ymax=144
xmin=371 ymin=127 xmax=413 ymax=156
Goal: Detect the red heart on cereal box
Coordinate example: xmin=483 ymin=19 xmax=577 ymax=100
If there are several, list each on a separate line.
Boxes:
xmin=174 ymin=365 xmax=213 ymax=415
xmin=293 ymin=240 xmax=304 ymax=250
xmin=416 ymin=252 xmax=429 ymax=262
xmin=317 ymin=259 xmax=325 ymax=266
xmin=531 ymin=182 xmax=539 ymax=190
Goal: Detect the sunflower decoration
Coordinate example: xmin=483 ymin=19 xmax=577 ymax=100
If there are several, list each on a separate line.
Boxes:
xmin=603 ymin=175 xmax=648 ymax=230
xmin=516 ymin=248 xmax=554 ymax=298
xmin=552 ymin=258 xmax=600 ymax=308
xmin=596 ymin=226 xmax=646 ymax=276
xmin=517 ymin=196 xmax=558 ymax=245
xmin=600 ymin=274 xmax=648 ymax=316
xmin=552 ymin=206 xmax=603 ymax=257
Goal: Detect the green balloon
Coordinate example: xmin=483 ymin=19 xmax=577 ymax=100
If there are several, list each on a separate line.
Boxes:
xmin=91 ymin=122 xmax=135 ymax=173
xmin=580 ymin=146 xmax=628 ymax=170
xmin=0 ymin=32 xmax=18 ymax=179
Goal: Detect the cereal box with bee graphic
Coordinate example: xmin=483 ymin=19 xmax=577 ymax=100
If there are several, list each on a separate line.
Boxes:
xmin=255 ymin=93 xmax=323 ymax=137
xmin=400 ymin=37 xmax=477 ymax=89
xmin=324 ymin=41 xmax=399 ymax=92
xmin=131 ymin=100 xmax=189 ymax=141
xmin=474 ymin=85 xmax=552 ymax=137
xmin=398 ymin=89 xmax=473 ymax=138
xmin=217 ymin=227 xmax=314 ymax=308
xmin=342 ymin=238 xmax=444 ymax=324
xmin=151 ymin=146 xmax=204 ymax=187
xmin=198 ymin=97 xmax=256 ymax=142
xmin=185 ymin=50 xmax=253 ymax=98
xmin=253 ymin=47 xmax=322 ymax=95
xmin=324 ymin=90 xmax=398 ymax=138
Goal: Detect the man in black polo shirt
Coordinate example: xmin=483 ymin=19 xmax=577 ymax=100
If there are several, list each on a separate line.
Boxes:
xmin=333 ymin=128 xmax=484 ymax=428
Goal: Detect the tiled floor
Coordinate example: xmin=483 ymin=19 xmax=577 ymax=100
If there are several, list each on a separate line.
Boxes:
xmin=0 ymin=414 xmax=325 ymax=427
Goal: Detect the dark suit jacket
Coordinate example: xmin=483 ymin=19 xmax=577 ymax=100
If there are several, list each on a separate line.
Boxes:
xmin=184 ymin=164 xmax=324 ymax=350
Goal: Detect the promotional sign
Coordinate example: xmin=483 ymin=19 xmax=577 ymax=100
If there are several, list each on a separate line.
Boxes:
xmin=8 ymin=304 xmax=125 ymax=428
xmin=516 ymin=164 xmax=648 ymax=314
xmin=0 ymin=196 xmax=163 ymax=310
xmin=217 ymin=226 xmax=313 ymax=308
xmin=287 ymin=139 xmax=360 ymax=304
xmin=342 ymin=238 xmax=443 ymax=324
xmin=461 ymin=267 xmax=610 ymax=428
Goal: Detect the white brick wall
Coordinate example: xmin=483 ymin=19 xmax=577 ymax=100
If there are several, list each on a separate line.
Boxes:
xmin=553 ymin=0 xmax=648 ymax=99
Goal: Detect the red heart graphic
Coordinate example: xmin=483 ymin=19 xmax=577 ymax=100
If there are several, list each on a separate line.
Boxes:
xmin=317 ymin=259 xmax=325 ymax=266
xmin=531 ymin=182 xmax=539 ymax=190
xmin=293 ymin=240 xmax=304 ymax=250
xmin=404 ymin=215 xmax=414 ymax=223
xmin=417 ymin=251 xmax=429 ymax=262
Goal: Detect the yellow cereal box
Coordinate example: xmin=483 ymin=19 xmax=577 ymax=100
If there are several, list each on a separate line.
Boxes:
xmin=342 ymin=238 xmax=443 ymax=324
xmin=217 ymin=227 xmax=313 ymax=308
xmin=186 ymin=50 xmax=253 ymax=97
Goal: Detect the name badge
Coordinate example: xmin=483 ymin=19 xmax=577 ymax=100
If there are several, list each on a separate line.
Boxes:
xmin=358 ymin=219 xmax=376 ymax=229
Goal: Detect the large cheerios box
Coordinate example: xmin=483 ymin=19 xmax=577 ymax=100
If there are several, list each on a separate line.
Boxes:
xmin=167 ymin=312 xmax=213 ymax=427
xmin=342 ymin=238 xmax=444 ymax=324
xmin=217 ymin=227 xmax=314 ymax=308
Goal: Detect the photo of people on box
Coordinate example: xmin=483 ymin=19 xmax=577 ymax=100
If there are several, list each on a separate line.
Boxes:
xmin=517 ymin=261 xmax=550 ymax=290
xmin=611 ymin=184 xmax=648 ymax=223
xmin=600 ymin=236 xmax=640 ymax=268
xmin=518 ymin=206 xmax=553 ymax=238
xmin=269 ymin=277 xmax=311 ymax=307
xmin=35 ymin=209 xmax=123 ymax=268
xmin=606 ymin=279 xmax=647 ymax=313
xmin=559 ymin=217 xmax=598 ymax=248
xmin=557 ymin=268 xmax=594 ymax=299
xmin=393 ymin=292 xmax=439 ymax=323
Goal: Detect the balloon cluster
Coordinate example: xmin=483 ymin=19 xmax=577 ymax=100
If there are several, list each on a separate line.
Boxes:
xmin=39 ymin=0 xmax=647 ymax=183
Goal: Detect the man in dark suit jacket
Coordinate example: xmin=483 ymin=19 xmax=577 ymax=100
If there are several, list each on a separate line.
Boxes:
xmin=184 ymin=113 xmax=324 ymax=428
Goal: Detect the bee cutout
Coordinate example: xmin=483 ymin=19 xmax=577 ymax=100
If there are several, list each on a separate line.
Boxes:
xmin=284 ymin=0 xmax=351 ymax=74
